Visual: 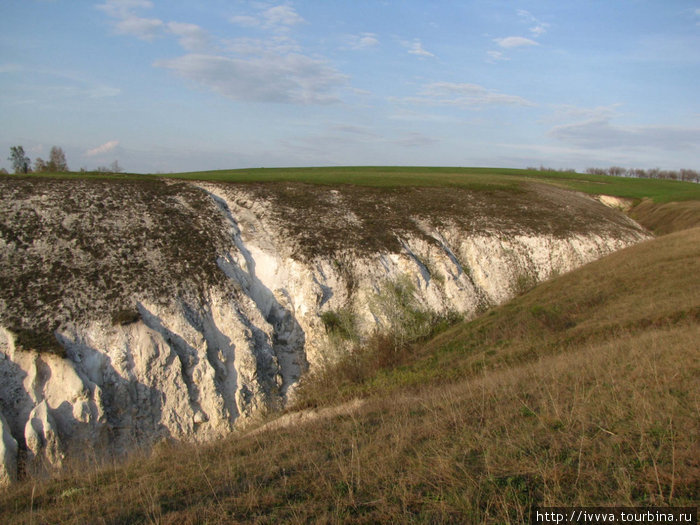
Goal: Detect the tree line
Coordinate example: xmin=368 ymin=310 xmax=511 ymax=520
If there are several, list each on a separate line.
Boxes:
xmin=4 ymin=145 xmax=122 ymax=175
xmin=584 ymin=166 xmax=700 ymax=183
xmin=528 ymin=164 xmax=700 ymax=183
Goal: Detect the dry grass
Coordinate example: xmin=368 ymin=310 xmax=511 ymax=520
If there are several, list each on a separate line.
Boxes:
xmin=629 ymin=199 xmax=700 ymax=234
xmin=1 ymin=227 xmax=697 ymax=523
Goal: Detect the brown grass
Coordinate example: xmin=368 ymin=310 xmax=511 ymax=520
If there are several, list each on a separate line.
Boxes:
xmin=1 ymin=228 xmax=697 ymax=523
xmin=629 ymin=199 xmax=700 ymax=235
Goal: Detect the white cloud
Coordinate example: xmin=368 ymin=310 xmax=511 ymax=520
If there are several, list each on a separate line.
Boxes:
xmin=0 ymin=65 xmax=121 ymax=101
xmin=262 ymin=5 xmax=305 ymax=27
xmin=230 ymin=5 xmax=305 ymax=31
xmin=114 ymin=16 xmax=163 ymax=40
xmin=517 ymin=10 xmax=549 ymax=37
xmin=549 ymin=119 xmax=700 ymax=151
xmin=167 ymin=22 xmax=210 ymax=51
xmin=494 ymin=36 xmax=539 ymax=49
xmin=229 ymin=15 xmax=259 ymax=27
xmin=96 ymin=1 xmax=344 ymax=105
xmin=486 ymin=50 xmax=509 ymax=62
xmin=396 ymin=82 xmax=535 ymax=109
xmin=543 ymin=104 xmax=621 ymax=124
xmin=97 ymin=0 xmax=153 ymax=18
xmin=224 ymin=36 xmax=301 ymax=56
xmin=97 ymin=0 xmax=164 ymax=41
xmin=347 ymin=33 xmax=379 ymax=50
xmin=155 ymin=53 xmax=347 ymax=105
xmin=86 ymin=140 xmax=120 ymax=157
xmin=403 ymin=39 xmax=435 ymax=58
xmin=487 ymin=10 xmax=546 ymax=61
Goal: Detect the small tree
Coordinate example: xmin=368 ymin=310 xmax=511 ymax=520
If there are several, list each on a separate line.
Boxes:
xmin=34 ymin=157 xmax=47 ymax=172
xmin=48 ymin=146 xmax=68 ymax=172
xmin=109 ymin=160 xmax=123 ymax=173
xmin=8 ymin=146 xmax=31 ymax=174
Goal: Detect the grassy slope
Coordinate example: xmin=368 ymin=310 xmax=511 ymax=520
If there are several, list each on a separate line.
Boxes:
xmin=2 ymin=226 xmax=697 ymax=523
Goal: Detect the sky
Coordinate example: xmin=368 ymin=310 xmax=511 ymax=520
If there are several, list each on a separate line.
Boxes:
xmin=1 ymin=0 xmax=699 ymax=174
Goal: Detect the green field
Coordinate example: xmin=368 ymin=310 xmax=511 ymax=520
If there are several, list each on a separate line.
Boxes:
xmin=8 ymin=166 xmax=700 ymax=203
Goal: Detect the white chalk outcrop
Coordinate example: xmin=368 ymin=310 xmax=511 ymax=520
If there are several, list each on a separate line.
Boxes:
xmin=0 ymin=178 xmax=650 ymax=484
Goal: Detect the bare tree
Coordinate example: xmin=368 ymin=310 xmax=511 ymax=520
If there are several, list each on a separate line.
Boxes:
xmin=48 ymin=146 xmax=68 ymax=171
xmin=109 ymin=160 xmax=123 ymax=173
xmin=34 ymin=157 xmax=47 ymax=172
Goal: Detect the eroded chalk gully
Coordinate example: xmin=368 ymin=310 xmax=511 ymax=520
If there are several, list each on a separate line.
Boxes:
xmin=0 ymin=182 xmax=649 ymax=485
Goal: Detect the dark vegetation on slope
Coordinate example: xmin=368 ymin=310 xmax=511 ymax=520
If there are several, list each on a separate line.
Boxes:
xmin=231 ymin=181 xmax=637 ymax=260
xmin=1 ymin=223 xmax=697 ymax=523
xmin=0 ymin=178 xmax=232 ymax=353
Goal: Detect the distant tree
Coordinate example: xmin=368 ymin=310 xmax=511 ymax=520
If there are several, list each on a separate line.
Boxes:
xmin=48 ymin=146 xmax=68 ymax=172
xmin=0 ymin=168 xmax=8 ymax=175
xmin=34 ymin=157 xmax=47 ymax=172
xmin=607 ymin=166 xmax=625 ymax=177
xmin=109 ymin=160 xmax=123 ymax=173
xmin=8 ymin=146 xmax=31 ymax=174
xmin=680 ymin=169 xmax=700 ymax=183
xmin=585 ymin=167 xmax=606 ymax=175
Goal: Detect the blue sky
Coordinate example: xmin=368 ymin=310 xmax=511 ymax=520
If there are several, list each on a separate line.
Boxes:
xmin=1 ymin=0 xmax=699 ymax=173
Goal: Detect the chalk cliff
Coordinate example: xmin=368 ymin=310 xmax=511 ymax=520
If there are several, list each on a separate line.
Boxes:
xmin=0 ymin=177 xmax=649 ymax=482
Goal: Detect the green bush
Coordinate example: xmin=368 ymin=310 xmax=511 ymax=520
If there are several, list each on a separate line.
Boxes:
xmin=320 ymin=307 xmax=358 ymax=341
xmin=371 ymin=275 xmax=434 ymax=345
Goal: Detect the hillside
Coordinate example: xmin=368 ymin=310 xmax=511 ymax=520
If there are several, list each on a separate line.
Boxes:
xmin=0 ymin=167 xmax=697 ymax=522
xmin=0 ymin=169 xmax=651 ymax=479
xmin=0 ymin=225 xmax=697 ymax=524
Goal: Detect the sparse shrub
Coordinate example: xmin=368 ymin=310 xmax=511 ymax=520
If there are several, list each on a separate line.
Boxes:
xmin=529 ymin=304 xmax=576 ymax=331
xmin=320 ymin=307 xmax=357 ymax=341
xmin=370 ymin=275 xmax=434 ymax=346
xmin=111 ymin=308 xmax=141 ymax=326
xmin=12 ymin=328 xmax=66 ymax=357
xmin=513 ymin=272 xmax=538 ymax=295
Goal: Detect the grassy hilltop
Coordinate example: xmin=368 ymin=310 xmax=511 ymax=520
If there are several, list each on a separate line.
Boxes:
xmin=18 ymin=165 xmax=700 ymax=234
xmin=13 ymin=165 xmax=700 ymax=201
xmin=0 ymin=167 xmax=698 ymax=523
